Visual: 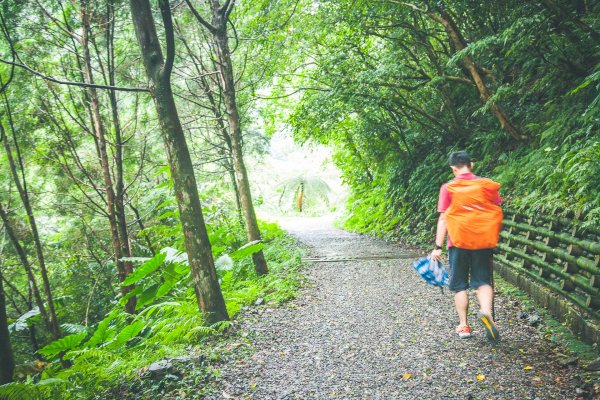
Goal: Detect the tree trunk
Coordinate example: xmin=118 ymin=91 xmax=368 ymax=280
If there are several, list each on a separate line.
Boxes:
xmin=0 ymin=267 xmax=14 ymax=384
xmin=428 ymin=8 xmax=526 ymax=141
xmin=106 ymin=0 xmax=136 ymax=309
xmin=211 ymin=12 xmax=268 ymax=275
xmin=129 ymin=0 xmax=228 ymax=323
xmin=80 ymin=0 xmax=136 ymax=313
xmin=176 ymin=28 xmax=245 ymax=229
xmin=0 ymin=204 xmax=51 ymax=335
xmin=1 ymin=105 xmax=61 ymax=339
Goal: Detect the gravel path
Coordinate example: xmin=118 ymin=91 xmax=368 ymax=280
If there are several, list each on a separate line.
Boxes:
xmin=207 ymin=216 xmax=593 ymax=399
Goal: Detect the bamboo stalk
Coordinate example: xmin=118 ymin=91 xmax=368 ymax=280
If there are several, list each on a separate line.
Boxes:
xmin=504 ymin=209 xmax=600 ymax=237
xmin=502 ymin=219 xmax=600 ymax=255
xmin=497 ymin=243 xmax=599 ymax=295
xmin=495 ymin=256 xmax=600 ymax=319
xmin=500 ymin=231 xmax=600 ymax=275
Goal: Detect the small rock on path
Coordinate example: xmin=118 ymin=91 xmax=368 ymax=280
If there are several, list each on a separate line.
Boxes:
xmin=206 ymin=216 xmax=591 ymax=399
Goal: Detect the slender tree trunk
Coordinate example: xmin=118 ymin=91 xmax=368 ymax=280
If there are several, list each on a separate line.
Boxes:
xmin=209 ymin=6 xmax=268 ymax=275
xmin=80 ymin=0 xmax=136 ymax=313
xmin=346 ymin=135 xmax=373 ymax=182
xmin=0 ymin=267 xmax=14 ymax=384
xmin=422 ymin=7 xmax=526 ymax=141
xmin=129 ymin=203 xmax=156 ymax=256
xmin=129 ymin=0 xmax=228 ymax=323
xmin=177 ymin=21 xmax=247 ymax=233
xmin=0 ymin=117 xmax=60 ymax=339
xmin=106 ymin=0 xmax=135 ymax=308
xmin=0 ymin=204 xmax=51 ymax=335
xmin=297 ymin=183 xmax=304 ymax=212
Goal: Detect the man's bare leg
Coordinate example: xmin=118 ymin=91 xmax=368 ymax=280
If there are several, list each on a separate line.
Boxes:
xmin=455 ymin=290 xmax=469 ymax=326
xmin=476 ymin=284 xmax=494 ymax=318
xmin=476 ymin=284 xmax=500 ymax=341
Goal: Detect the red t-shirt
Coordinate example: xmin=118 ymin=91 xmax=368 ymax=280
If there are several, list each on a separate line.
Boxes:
xmin=437 ymin=172 xmax=502 ymax=248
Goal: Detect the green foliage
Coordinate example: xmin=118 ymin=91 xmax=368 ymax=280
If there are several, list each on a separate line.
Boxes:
xmin=37 ymin=333 xmax=87 ymax=360
xmin=8 ymin=308 xmax=41 ymax=333
xmin=284 ymin=0 xmax=600 ymax=244
xmin=0 ymin=378 xmax=64 ymax=400
xmin=277 ymin=175 xmax=331 ymax=213
xmin=230 ymin=241 xmax=265 ymax=260
xmin=120 ymin=253 xmax=167 ymax=287
xmin=1 ymin=219 xmax=304 ymax=399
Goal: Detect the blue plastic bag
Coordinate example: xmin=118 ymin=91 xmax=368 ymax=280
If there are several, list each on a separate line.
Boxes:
xmin=412 ymin=256 xmax=449 ymax=291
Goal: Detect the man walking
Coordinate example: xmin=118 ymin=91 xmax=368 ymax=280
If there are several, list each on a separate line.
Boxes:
xmin=431 ymin=151 xmax=503 ymax=341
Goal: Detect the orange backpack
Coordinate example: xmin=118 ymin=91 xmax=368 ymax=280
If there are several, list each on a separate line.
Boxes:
xmin=445 ymin=178 xmax=503 ymax=250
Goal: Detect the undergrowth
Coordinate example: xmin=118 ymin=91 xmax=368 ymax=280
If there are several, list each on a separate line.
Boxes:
xmin=495 ymin=276 xmax=600 ymax=385
xmin=0 ymin=221 xmax=305 ymax=400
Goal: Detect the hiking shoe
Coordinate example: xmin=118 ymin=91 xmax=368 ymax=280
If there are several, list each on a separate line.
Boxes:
xmin=477 ymin=311 xmax=500 ymax=342
xmin=455 ymin=324 xmax=472 ymax=339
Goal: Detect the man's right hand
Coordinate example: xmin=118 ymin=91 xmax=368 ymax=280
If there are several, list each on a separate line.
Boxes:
xmin=430 ymin=248 xmax=443 ymax=260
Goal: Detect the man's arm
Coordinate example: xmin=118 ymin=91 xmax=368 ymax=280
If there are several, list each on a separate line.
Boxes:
xmin=431 ymin=212 xmax=447 ymax=260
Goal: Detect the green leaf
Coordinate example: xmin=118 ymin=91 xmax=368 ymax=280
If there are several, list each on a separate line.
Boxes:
xmin=231 ymin=241 xmax=265 ymax=260
xmin=60 ymin=323 xmax=87 ymax=334
xmin=8 ymin=307 xmax=40 ymax=332
xmin=121 ymin=252 xmax=167 ymax=286
xmin=120 ymin=256 xmax=151 ymax=263
xmin=135 ymin=283 xmax=160 ymax=310
xmin=136 ymin=301 xmax=180 ymax=320
xmin=85 ymin=309 xmax=120 ymax=347
xmin=104 ymin=320 xmax=145 ymax=350
xmin=38 ymin=332 xmax=87 ymax=359
xmin=156 ymin=263 xmax=178 ymax=300
xmin=0 ymin=379 xmax=63 ymax=400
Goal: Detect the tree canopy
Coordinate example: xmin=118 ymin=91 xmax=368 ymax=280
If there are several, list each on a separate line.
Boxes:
xmin=0 ymin=0 xmax=599 ymax=397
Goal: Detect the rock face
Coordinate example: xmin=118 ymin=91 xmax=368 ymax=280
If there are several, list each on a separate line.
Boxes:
xmin=204 ymin=216 xmax=597 ymax=399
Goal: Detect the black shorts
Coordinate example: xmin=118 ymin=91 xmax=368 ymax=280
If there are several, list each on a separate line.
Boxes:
xmin=448 ymin=247 xmax=493 ymax=292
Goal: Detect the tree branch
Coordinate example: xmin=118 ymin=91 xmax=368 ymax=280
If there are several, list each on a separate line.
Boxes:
xmin=224 ymin=0 xmax=236 ymax=20
xmin=0 ymin=11 xmax=16 ymax=93
xmin=0 ymin=58 xmax=149 ymax=92
xmin=184 ymin=0 xmax=217 ymax=33
xmin=158 ymin=0 xmax=175 ymax=80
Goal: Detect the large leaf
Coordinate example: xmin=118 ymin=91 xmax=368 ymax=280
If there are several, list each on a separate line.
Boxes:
xmin=60 ymin=323 xmax=87 ymax=334
xmin=161 ymin=247 xmax=188 ymax=263
xmin=38 ymin=332 xmax=87 ymax=359
xmin=231 ymin=241 xmax=264 ymax=260
xmin=135 ymin=283 xmax=160 ymax=310
xmin=104 ymin=320 xmax=145 ymax=350
xmin=137 ymin=301 xmax=180 ymax=320
xmin=85 ymin=313 xmax=118 ymax=348
xmin=121 ymin=252 xmax=166 ymax=286
xmin=8 ymin=307 xmax=40 ymax=333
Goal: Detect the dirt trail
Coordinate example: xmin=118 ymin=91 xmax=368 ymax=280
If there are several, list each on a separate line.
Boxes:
xmin=207 ymin=216 xmax=590 ymax=399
